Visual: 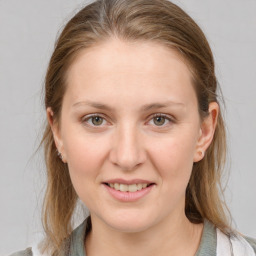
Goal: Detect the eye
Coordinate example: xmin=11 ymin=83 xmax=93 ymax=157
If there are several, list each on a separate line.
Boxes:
xmin=149 ymin=114 xmax=173 ymax=127
xmin=82 ymin=114 xmax=107 ymax=127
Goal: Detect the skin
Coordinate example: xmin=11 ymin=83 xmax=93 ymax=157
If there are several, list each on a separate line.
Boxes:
xmin=48 ymin=38 xmax=218 ymax=256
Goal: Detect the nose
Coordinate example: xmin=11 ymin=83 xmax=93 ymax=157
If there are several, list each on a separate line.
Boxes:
xmin=109 ymin=124 xmax=147 ymax=171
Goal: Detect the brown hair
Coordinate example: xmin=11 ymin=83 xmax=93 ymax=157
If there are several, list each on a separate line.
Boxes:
xmin=41 ymin=0 xmax=231 ymax=253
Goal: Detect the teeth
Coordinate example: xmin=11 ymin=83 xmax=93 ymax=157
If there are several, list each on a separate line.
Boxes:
xmin=128 ymin=184 xmax=137 ymax=192
xmin=119 ymin=184 xmax=128 ymax=192
xmin=108 ymin=183 xmax=150 ymax=192
xmin=114 ymin=183 xmax=120 ymax=190
xmin=137 ymin=184 xmax=142 ymax=190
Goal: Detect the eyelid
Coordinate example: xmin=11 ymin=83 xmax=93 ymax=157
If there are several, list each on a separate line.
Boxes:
xmin=147 ymin=113 xmax=175 ymax=126
xmin=151 ymin=113 xmax=174 ymax=120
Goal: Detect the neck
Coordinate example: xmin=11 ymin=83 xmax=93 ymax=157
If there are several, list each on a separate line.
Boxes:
xmin=85 ymin=213 xmax=203 ymax=256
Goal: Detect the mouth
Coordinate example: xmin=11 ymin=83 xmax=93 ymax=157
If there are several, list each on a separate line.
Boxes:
xmin=102 ymin=179 xmax=155 ymax=202
xmin=103 ymin=182 xmax=155 ymax=192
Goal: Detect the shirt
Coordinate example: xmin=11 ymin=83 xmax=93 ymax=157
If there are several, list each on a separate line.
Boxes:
xmin=10 ymin=218 xmax=256 ymax=256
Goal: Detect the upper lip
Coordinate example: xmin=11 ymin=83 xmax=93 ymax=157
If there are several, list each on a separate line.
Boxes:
xmin=103 ymin=179 xmax=155 ymax=185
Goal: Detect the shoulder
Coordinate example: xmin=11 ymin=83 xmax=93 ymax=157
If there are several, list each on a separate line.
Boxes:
xmin=8 ymin=247 xmax=33 ymax=256
xmin=197 ymin=219 xmax=256 ymax=255
xmin=244 ymin=236 xmax=256 ymax=253
xmin=7 ymin=218 xmax=89 ymax=256
xmin=217 ymin=228 xmax=256 ymax=255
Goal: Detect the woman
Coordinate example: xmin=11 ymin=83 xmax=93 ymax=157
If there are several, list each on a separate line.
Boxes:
xmin=10 ymin=0 xmax=256 ymax=255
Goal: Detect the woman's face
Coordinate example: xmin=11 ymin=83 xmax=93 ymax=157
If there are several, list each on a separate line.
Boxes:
xmin=49 ymin=38 xmax=216 ymax=233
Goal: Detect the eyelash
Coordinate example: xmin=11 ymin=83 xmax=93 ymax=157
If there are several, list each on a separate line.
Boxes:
xmin=81 ymin=113 xmax=174 ymax=128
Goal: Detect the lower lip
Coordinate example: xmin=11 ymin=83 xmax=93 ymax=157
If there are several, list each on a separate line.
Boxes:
xmin=103 ymin=184 xmax=154 ymax=202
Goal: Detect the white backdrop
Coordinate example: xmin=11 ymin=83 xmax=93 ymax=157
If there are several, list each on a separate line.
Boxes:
xmin=0 ymin=0 xmax=255 ymax=255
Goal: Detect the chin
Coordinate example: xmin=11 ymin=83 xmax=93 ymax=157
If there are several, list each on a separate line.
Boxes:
xmin=100 ymin=212 xmax=158 ymax=233
xmin=109 ymin=221 xmax=152 ymax=233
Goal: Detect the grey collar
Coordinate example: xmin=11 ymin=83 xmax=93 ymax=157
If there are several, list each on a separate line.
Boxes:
xmin=68 ymin=217 xmax=216 ymax=256
xmin=195 ymin=219 xmax=217 ymax=256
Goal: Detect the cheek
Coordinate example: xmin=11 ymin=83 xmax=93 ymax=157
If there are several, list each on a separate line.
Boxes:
xmin=62 ymin=132 xmax=108 ymax=197
xmin=148 ymin=133 xmax=197 ymax=189
xmin=66 ymin=140 xmax=99 ymax=173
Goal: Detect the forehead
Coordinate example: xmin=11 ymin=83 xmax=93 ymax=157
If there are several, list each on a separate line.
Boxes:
xmin=64 ymin=38 xmax=196 ymax=108
xmin=67 ymin=38 xmax=191 ymax=81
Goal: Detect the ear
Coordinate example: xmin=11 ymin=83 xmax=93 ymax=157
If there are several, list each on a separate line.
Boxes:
xmin=46 ymin=107 xmax=67 ymax=163
xmin=193 ymin=102 xmax=219 ymax=162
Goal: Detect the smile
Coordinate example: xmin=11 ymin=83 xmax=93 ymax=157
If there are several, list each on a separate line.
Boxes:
xmin=106 ymin=183 xmax=151 ymax=192
xmin=103 ymin=180 xmax=155 ymax=202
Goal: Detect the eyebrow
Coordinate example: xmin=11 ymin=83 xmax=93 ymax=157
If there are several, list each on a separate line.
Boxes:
xmin=72 ymin=100 xmax=185 ymax=112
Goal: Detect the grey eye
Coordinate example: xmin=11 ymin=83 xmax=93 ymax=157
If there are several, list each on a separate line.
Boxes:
xmin=91 ymin=116 xmax=104 ymax=126
xmin=153 ymin=116 xmax=166 ymax=126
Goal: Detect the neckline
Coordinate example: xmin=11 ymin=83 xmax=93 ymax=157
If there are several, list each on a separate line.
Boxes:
xmin=69 ymin=217 xmax=216 ymax=256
